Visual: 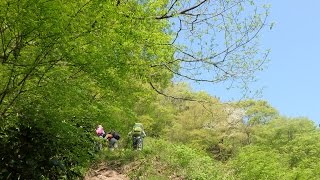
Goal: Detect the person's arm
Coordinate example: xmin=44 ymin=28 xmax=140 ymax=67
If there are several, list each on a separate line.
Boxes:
xmin=106 ymin=133 xmax=113 ymax=140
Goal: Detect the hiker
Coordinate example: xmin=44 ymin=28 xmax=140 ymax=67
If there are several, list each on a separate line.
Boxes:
xmin=96 ymin=125 xmax=106 ymax=138
xmin=128 ymin=123 xmax=146 ymax=150
xmin=106 ymin=130 xmax=121 ymax=151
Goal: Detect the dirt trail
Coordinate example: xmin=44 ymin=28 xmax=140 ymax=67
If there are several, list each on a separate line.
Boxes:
xmin=85 ymin=163 xmax=129 ymax=180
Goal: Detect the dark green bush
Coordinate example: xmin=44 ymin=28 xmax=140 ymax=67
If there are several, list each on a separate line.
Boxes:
xmin=0 ymin=114 xmax=96 ymax=179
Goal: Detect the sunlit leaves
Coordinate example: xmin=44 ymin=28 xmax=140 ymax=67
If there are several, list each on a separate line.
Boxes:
xmin=0 ymin=0 xmax=176 ymax=178
xmin=232 ymin=145 xmax=289 ymax=179
xmin=235 ymin=100 xmax=279 ymax=125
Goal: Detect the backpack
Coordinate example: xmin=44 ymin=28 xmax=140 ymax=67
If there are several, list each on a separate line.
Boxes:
xmin=112 ymin=132 xmax=121 ymax=140
xmin=132 ymin=123 xmax=143 ymax=136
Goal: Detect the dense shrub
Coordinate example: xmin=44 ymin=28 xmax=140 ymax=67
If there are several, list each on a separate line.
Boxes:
xmin=122 ymin=138 xmax=225 ymax=180
xmin=0 ymin=115 xmax=95 ymax=179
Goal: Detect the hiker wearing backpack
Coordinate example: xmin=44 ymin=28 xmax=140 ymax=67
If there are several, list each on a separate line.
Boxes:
xmin=96 ymin=125 xmax=106 ymax=138
xmin=128 ymin=123 xmax=146 ymax=150
xmin=106 ymin=130 xmax=121 ymax=151
xmin=94 ymin=125 xmax=107 ymax=151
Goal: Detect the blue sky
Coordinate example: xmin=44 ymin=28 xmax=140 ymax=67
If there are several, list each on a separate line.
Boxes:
xmin=258 ymin=0 xmax=320 ymax=124
xmin=192 ymin=1 xmax=320 ymax=124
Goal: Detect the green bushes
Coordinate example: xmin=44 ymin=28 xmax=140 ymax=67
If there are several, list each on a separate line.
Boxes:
xmin=94 ymin=137 xmax=224 ymax=179
xmin=231 ymin=122 xmax=320 ymax=180
xmin=0 ymin=115 xmax=95 ymax=179
xmin=121 ymin=138 xmax=224 ymax=180
xmin=231 ymin=146 xmax=289 ymax=180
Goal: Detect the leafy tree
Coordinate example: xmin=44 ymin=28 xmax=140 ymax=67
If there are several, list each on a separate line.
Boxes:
xmin=236 ymin=100 xmax=279 ymax=125
xmin=133 ymin=92 xmax=177 ymax=138
xmin=148 ymin=0 xmax=271 ymax=98
xmin=232 ymin=145 xmax=289 ymax=180
xmin=284 ymin=131 xmax=320 ymax=179
xmin=154 ymin=83 xmax=242 ymax=160
xmin=232 ymin=117 xmax=320 ymax=179
xmin=229 ymin=100 xmax=279 ymax=145
xmin=0 ymin=0 xmax=175 ymax=178
xmin=252 ymin=117 xmax=316 ymax=147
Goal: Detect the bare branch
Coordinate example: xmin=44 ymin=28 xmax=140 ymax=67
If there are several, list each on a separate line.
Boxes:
xmin=149 ymin=82 xmax=207 ymax=102
xmin=156 ymin=0 xmax=209 ymax=19
xmin=159 ymin=0 xmax=179 ymax=18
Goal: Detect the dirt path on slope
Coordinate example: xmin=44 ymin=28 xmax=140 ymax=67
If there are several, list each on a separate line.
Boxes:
xmin=85 ymin=163 xmax=129 ymax=180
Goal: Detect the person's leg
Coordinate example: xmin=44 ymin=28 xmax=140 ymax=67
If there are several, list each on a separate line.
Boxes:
xmin=113 ymin=138 xmax=118 ymax=148
xmin=109 ymin=138 xmax=118 ymax=150
xmin=132 ymin=136 xmax=137 ymax=149
xmin=137 ymin=137 xmax=143 ymax=150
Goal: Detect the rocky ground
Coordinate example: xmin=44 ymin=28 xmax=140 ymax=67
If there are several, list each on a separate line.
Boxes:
xmin=85 ymin=163 xmax=129 ymax=180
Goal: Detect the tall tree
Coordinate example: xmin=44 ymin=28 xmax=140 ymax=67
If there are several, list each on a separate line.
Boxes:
xmin=0 ymin=0 xmax=176 ymax=120
xmin=147 ymin=0 xmax=271 ymax=98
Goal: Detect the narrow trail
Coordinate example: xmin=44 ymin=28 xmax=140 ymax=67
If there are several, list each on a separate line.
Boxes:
xmin=85 ymin=163 xmax=129 ymax=180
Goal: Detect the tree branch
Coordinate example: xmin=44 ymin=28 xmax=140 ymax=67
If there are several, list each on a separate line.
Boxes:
xmin=156 ymin=0 xmax=209 ymax=19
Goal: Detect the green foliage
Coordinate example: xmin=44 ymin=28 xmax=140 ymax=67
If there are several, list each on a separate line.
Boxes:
xmin=244 ymin=117 xmax=320 ymax=179
xmin=124 ymin=138 xmax=225 ymax=180
xmin=231 ymin=145 xmax=289 ymax=180
xmin=0 ymin=0 xmax=175 ymax=178
xmin=0 ymin=115 xmax=95 ymax=179
xmin=235 ymin=100 xmax=279 ymax=125
xmin=2 ymin=0 xmax=318 ymax=179
xmin=0 ymin=0 xmax=176 ymax=119
xmin=231 ymin=121 xmax=320 ymax=180
xmin=133 ymin=90 xmax=176 ymax=138
xmin=252 ymin=117 xmax=316 ymax=147
xmin=284 ymin=132 xmax=320 ymax=179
